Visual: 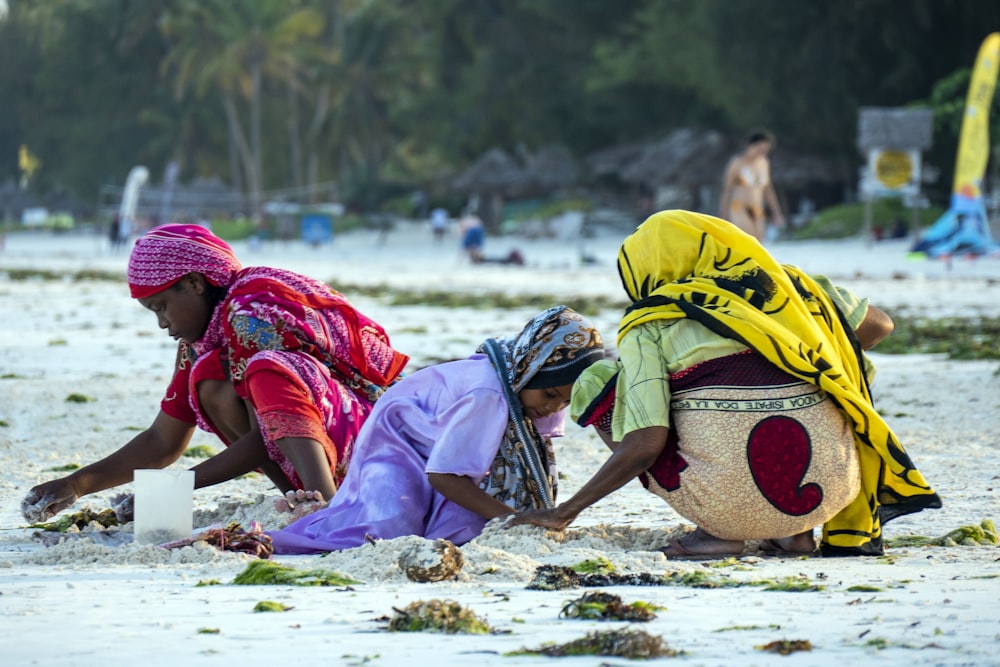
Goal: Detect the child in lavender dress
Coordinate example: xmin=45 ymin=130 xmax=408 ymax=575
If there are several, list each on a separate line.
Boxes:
xmin=269 ymin=305 xmax=605 ymax=553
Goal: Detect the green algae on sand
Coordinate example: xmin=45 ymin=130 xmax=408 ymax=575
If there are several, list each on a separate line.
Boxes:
xmin=511 ymin=628 xmax=679 ymax=658
xmin=231 ymin=559 xmax=361 ymax=586
xmin=885 ymin=519 xmax=998 ymax=547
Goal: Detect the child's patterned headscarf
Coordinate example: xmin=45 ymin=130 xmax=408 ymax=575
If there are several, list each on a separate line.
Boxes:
xmin=128 ymin=224 xmax=242 ymax=298
xmin=488 ymin=305 xmax=606 ymax=392
xmin=477 ymin=305 xmax=605 ymax=511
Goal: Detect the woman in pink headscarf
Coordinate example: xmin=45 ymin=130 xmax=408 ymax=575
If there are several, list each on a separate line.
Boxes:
xmin=22 ymin=224 xmax=409 ymax=524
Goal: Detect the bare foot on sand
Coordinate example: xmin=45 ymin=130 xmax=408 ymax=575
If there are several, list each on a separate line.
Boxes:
xmin=273 ymin=490 xmax=328 ymax=521
xmin=758 ymin=531 xmax=817 ymax=556
xmin=660 ymin=527 xmax=746 ymax=560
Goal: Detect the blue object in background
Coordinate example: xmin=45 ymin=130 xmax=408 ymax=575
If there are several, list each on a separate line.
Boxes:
xmin=301 ymin=213 xmax=333 ymax=245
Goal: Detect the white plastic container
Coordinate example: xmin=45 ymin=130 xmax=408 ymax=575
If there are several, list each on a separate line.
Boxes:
xmin=133 ymin=469 xmax=194 ymax=545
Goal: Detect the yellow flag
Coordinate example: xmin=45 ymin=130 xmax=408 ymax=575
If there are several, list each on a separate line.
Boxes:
xmin=953 ymin=33 xmax=1000 ymax=200
xmin=18 ymin=144 xmax=41 ymax=177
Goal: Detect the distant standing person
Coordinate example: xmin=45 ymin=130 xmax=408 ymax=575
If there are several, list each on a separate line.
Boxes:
xmin=720 ymin=129 xmax=785 ymax=242
xmin=430 ymin=207 xmax=450 ymax=243
xmin=108 ymin=213 xmax=127 ymax=252
xmin=458 ymin=209 xmax=485 ymax=263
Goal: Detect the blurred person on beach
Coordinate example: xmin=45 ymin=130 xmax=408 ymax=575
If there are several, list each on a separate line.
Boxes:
xmin=108 ymin=213 xmax=128 ymax=252
xmin=268 ymin=305 xmax=605 ymax=554
xmin=719 ymin=128 xmax=785 ymax=242
xmin=509 ymin=210 xmax=941 ymax=558
xmin=22 ymin=223 xmax=408 ymax=524
xmin=458 ymin=208 xmax=485 ymax=263
xmin=429 ymin=206 xmax=449 ymax=243
xmin=457 ymin=208 xmax=525 ymax=266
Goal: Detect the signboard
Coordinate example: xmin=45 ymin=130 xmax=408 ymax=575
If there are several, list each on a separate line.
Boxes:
xmin=863 ymin=148 xmax=921 ymax=197
xmin=300 ymin=213 xmax=333 ymax=245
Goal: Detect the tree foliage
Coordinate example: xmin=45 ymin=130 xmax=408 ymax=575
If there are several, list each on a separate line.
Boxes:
xmin=1 ymin=0 xmax=998 ymax=211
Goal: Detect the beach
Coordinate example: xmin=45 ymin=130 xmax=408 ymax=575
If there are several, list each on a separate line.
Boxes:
xmin=1 ymin=221 xmax=998 ymax=666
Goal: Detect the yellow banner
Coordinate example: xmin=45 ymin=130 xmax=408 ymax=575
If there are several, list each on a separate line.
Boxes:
xmin=953 ymin=33 xmax=1000 ymax=199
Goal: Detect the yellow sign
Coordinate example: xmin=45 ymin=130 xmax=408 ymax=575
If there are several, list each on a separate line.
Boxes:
xmin=953 ymin=32 xmax=1000 ymax=199
xmin=874 ymin=150 xmax=913 ymax=189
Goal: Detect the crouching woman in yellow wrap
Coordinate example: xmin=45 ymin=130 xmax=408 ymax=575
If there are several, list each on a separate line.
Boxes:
xmin=509 ymin=210 xmax=940 ymax=557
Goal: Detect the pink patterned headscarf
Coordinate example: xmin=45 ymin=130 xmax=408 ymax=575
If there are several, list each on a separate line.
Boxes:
xmin=128 ymin=224 xmax=242 ymax=298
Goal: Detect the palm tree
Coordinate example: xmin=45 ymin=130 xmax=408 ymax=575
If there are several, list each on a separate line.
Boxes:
xmin=160 ymin=0 xmax=323 ymax=215
xmin=314 ymin=0 xmax=431 ymax=209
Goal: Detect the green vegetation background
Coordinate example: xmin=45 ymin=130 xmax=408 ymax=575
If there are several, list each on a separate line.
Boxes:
xmin=1 ymin=0 xmax=999 ymax=218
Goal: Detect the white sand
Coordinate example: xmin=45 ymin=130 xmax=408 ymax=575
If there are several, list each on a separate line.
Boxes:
xmin=1 ymin=222 xmax=998 ymax=665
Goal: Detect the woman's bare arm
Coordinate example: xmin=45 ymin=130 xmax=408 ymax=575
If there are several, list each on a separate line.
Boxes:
xmin=855 ymin=305 xmax=894 ymax=350
xmin=507 ymin=426 xmax=667 ymax=530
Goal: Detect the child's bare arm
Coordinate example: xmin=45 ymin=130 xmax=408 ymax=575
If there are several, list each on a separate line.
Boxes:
xmin=22 ymin=411 xmax=193 ymax=522
xmin=427 ymin=472 xmax=515 ymax=521
xmin=190 ymin=426 xmax=270 ymax=490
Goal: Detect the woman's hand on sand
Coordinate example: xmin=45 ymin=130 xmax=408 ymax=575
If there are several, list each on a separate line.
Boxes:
xmin=273 ymin=489 xmax=328 ymax=521
xmin=505 ymin=507 xmax=574 ymax=531
xmin=21 ymin=481 xmax=79 ymax=523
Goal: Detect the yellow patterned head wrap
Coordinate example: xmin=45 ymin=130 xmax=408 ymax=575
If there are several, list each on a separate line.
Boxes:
xmin=616 ymin=210 xmax=940 ymax=555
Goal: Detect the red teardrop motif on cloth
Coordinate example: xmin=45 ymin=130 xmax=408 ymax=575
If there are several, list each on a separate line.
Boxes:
xmin=747 ymin=416 xmax=823 ymax=516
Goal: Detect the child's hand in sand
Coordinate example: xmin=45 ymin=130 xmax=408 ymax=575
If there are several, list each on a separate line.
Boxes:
xmin=22 ymin=481 xmax=79 ymax=523
xmin=273 ymin=490 xmax=328 ymax=520
xmin=506 ymin=507 xmax=575 ymax=531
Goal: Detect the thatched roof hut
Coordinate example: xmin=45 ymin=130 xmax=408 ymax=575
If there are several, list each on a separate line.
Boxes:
xmin=586 ymin=128 xmax=851 ymax=214
xmin=450 ymin=145 xmax=578 ymax=198
xmin=522 ymin=145 xmax=579 ymax=192
xmin=588 ymin=128 xmax=849 ymax=189
xmin=450 ymin=148 xmax=535 ymax=198
xmin=449 ymin=145 xmax=580 ymax=229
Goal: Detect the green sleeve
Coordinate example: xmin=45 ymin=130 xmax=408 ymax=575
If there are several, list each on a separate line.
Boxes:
xmin=614 ymin=323 xmax=672 ymax=440
xmin=811 ymin=274 xmax=869 ymax=331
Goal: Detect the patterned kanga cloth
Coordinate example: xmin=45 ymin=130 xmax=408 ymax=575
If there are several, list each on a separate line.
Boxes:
xmin=614 ymin=210 xmax=941 ymax=555
xmin=640 ymin=351 xmax=860 ymax=541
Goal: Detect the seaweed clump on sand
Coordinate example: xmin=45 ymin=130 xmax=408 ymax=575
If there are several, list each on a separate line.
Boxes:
xmin=885 ymin=519 xmax=999 ymax=548
xmin=30 ymin=507 xmax=119 ymax=533
xmin=160 ymin=521 xmax=274 ymax=558
xmin=559 ymin=591 xmax=663 ymax=621
xmin=527 ymin=565 xmax=667 ymax=591
xmin=231 ymin=559 xmax=361 ymax=586
xmin=756 ymin=639 xmax=813 ymax=655
xmin=387 ymin=599 xmax=493 ymax=634
xmin=511 ymin=628 xmax=679 ymax=658
xmin=570 ymin=556 xmax=616 ymax=574
xmin=526 ymin=564 xmax=744 ymax=591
